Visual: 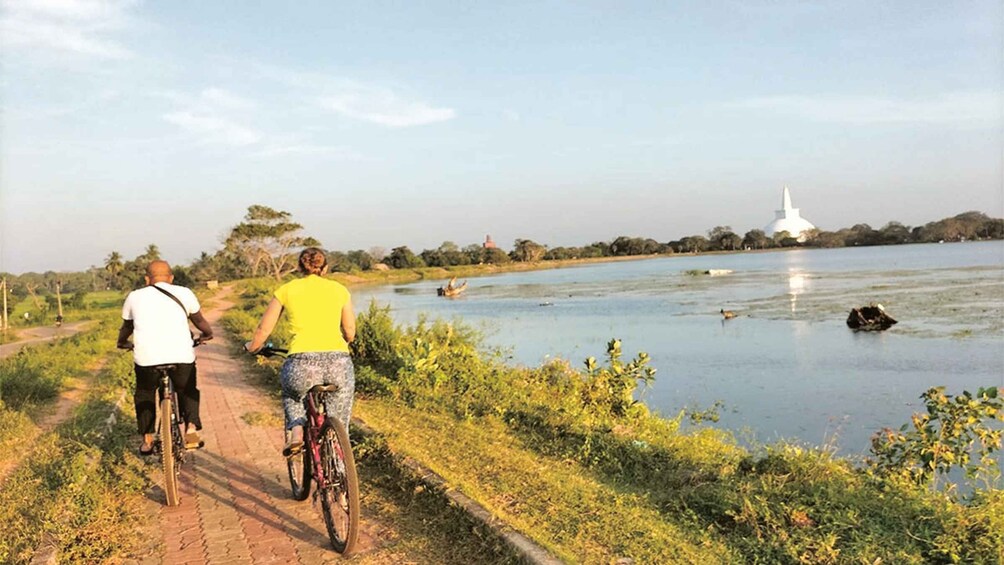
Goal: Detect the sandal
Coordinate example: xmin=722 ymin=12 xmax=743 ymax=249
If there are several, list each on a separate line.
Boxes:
xmin=184 ymin=431 xmax=205 ymax=450
xmin=138 ymin=444 xmax=155 ymax=457
xmin=282 ymin=441 xmax=303 ymax=458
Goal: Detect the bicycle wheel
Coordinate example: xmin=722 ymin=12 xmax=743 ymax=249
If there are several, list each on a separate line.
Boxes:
xmin=287 ymin=429 xmax=311 ymax=501
xmin=161 ymin=396 xmax=180 ymax=506
xmin=317 ymin=419 xmax=359 ymax=554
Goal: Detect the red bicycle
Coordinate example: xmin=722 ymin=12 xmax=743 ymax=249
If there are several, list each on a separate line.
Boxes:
xmin=256 ymin=345 xmax=360 ymax=554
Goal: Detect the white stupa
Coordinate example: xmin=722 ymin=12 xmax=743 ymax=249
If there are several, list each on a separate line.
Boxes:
xmin=763 ymin=186 xmax=816 ymax=241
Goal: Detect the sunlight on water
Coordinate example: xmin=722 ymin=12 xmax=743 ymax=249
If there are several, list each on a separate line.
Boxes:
xmin=353 ymin=241 xmax=1004 ymax=455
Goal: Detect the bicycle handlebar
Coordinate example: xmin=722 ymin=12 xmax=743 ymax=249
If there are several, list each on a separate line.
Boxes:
xmin=255 ymin=344 xmax=288 ymax=358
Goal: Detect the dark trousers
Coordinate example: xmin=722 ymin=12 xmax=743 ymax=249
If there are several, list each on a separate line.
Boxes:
xmin=134 ymin=363 xmax=201 ymax=435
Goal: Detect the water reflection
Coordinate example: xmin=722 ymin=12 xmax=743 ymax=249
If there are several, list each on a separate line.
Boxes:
xmin=788 ymin=271 xmax=807 ymax=314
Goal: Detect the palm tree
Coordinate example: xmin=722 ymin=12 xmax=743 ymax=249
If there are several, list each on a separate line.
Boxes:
xmin=104 ymin=251 xmax=124 ymax=289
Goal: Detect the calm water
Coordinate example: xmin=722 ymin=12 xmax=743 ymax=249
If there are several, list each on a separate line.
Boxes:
xmin=353 ymin=241 xmax=1004 ymax=456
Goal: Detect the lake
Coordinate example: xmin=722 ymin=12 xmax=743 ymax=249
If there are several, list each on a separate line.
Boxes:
xmin=353 ymin=241 xmax=1004 ymax=456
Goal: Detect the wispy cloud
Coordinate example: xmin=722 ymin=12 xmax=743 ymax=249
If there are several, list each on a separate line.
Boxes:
xmin=734 ymin=91 xmax=1000 ymax=125
xmin=162 ymin=111 xmax=262 ymax=146
xmin=160 ymin=86 xmax=266 ymax=147
xmin=199 ymin=87 xmax=256 ymax=111
xmin=254 ymin=143 xmax=361 ymax=159
xmin=0 ymin=0 xmax=137 ymax=59
xmin=318 ymin=85 xmax=456 ymax=128
xmin=252 ymin=64 xmax=457 ymax=128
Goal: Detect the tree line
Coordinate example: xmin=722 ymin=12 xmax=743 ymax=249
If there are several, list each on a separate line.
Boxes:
xmin=3 ymin=207 xmax=1002 ymax=306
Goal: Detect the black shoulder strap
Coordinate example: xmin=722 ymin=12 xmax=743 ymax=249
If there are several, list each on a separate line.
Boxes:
xmin=151 ymin=284 xmax=189 ymax=317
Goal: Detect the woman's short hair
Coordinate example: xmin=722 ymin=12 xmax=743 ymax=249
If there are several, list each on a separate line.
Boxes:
xmin=298 ymin=247 xmax=328 ymax=275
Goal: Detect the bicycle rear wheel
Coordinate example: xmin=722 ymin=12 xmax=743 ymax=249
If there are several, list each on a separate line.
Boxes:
xmin=287 ymin=429 xmax=311 ymax=501
xmin=161 ymin=396 xmax=180 ymax=506
xmin=317 ymin=419 xmax=359 ymax=554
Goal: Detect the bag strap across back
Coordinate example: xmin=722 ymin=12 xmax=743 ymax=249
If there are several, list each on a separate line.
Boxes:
xmin=151 ymin=284 xmax=189 ymax=317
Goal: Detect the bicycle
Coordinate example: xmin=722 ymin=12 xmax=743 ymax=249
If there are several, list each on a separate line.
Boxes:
xmin=119 ymin=338 xmax=208 ymax=507
xmin=256 ymin=345 xmax=360 ymax=554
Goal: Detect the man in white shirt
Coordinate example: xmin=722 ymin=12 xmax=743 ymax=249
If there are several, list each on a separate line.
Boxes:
xmin=117 ymin=260 xmax=213 ymax=455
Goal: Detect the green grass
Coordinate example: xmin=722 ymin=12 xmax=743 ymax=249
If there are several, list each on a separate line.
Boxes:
xmin=357 ymin=399 xmax=736 ymax=563
xmin=0 ymin=323 xmax=153 ymax=564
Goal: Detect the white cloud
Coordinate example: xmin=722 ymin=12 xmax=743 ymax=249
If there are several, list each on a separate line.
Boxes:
xmin=253 ymin=64 xmax=456 ymax=128
xmin=162 ymin=111 xmax=262 ymax=146
xmin=254 ymin=144 xmax=361 ymax=159
xmin=200 ymin=87 xmax=256 ymax=111
xmin=0 ymin=0 xmax=137 ymax=59
xmin=734 ymin=91 xmax=1001 ymax=125
xmin=160 ymin=87 xmax=263 ymax=147
xmin=317 ymin=85 xmax=456 ymax=128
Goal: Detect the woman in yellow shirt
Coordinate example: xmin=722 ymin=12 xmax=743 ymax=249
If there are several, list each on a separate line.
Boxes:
xmin=245 ymin=247 xmax=356 ymax=455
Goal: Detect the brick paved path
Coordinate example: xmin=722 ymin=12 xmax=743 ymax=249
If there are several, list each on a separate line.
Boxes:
xmin=153 ymin=290 xmax=376 ymax=564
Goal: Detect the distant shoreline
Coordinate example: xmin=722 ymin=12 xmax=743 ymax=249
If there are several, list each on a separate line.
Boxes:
xmin=329 ymin=245 xmax=808 ymax=288
xmin=328 ymin=239 xmax=1003 ymax=288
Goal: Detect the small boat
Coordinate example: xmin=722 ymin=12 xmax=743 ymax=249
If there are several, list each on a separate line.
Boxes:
xmin=846 ymin=304 xmax=897 ymax=331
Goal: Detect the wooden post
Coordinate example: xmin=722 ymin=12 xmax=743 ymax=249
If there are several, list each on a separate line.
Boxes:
xmin=55 ymin=279 xmax=64 ymax=327
xmin=1 ymin=278 xmax=8 ymax=332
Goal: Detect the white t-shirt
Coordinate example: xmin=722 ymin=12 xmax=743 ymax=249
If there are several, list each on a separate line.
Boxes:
xmin=122 ymin=282 xmax=201 ymax=366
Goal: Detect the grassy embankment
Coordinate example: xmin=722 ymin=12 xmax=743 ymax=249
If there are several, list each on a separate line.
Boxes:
xmin=0 ymin=297 xmax=163 ymax=563
xmin=225 ymin=277 xmax=1003 ymax=564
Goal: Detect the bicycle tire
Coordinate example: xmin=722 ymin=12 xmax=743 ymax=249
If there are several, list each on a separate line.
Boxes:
xmin=317 ymin=419 xmax=359 ymax=554
xmin=161 ymin=396 xmax=180 ymax=506
xmin=287 ymin=430 xmax=311 ymax=501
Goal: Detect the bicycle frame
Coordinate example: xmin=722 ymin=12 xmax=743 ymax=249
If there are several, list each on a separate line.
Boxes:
xmin=304 ymin=389 xmax=341 ymax=490
xmin=154 ymin=375 xmax=184 ymax=456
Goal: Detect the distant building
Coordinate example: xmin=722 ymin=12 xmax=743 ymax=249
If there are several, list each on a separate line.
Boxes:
xmin=764 ymin=186 xmax=816 ymax=242
xmin=483 ymin=234 xmax=497 ymax=249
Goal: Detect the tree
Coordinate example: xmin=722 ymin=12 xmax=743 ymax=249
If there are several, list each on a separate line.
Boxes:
xmin=706 ymin=226 xmax=737 ymax=251
xmin=807 ymin=230 xmax=845 ymax=248
xmin=677 ymin=235 xmax=709 ymax=253
xmin=346 ymin=250 xmax=374 ymax=270
xmin=104 ymin=251 xmax=124 ymax=289
xmin=328 ymin=251 xmax=355 ymax=273
xmin=224 ymin=205 xmax=321 ymax=280
xmin=385 ymin=246 xmax=425 ymax=269
xmin=484 ymin=247 xmax=511 ymax=264
xmin=511 ymin=239 xmax=547 ymax=262
xmin=463 ymin=244 xmax=486 ymax=264
xmin=772 ymin=230 xmax=798 ymax=247
xmin=742 ymin=230 xmax=769 ymax=250
xmin=879 ymin=222 xmax=911 ymax=245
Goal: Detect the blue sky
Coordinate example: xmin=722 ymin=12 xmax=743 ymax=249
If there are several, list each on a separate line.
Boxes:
xmin=1 ymin=0 xmax=1001 ymax=273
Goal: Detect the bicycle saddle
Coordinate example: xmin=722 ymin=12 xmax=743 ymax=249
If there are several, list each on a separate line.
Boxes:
xmin=150 ymin=364 xmax=178 ymax=371
xmin=308 ymin=384 xmax=339 ymax=394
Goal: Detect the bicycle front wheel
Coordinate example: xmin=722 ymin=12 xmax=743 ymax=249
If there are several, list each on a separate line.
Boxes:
xmin=161 ymin=396 xmax=180 ymax=506
xmin=317 ymin=419 xmax=360 ymax=554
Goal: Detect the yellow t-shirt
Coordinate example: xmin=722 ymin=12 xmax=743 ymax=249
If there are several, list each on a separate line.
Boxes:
xmin=273 ymin=275 xmax=351 ymax=354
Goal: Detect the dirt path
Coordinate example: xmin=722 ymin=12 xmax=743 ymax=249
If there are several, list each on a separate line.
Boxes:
xmin=142 ymin=287 xmax=384 ymax=564
xmin=0 ymin=324 xmax=101 ymax=486
xmin=0 ymin=321 xmax=92 ymax=358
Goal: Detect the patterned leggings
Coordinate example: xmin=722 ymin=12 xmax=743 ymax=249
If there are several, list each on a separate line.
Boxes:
xmin=279 ymin=352 xmax=355 ymax=432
